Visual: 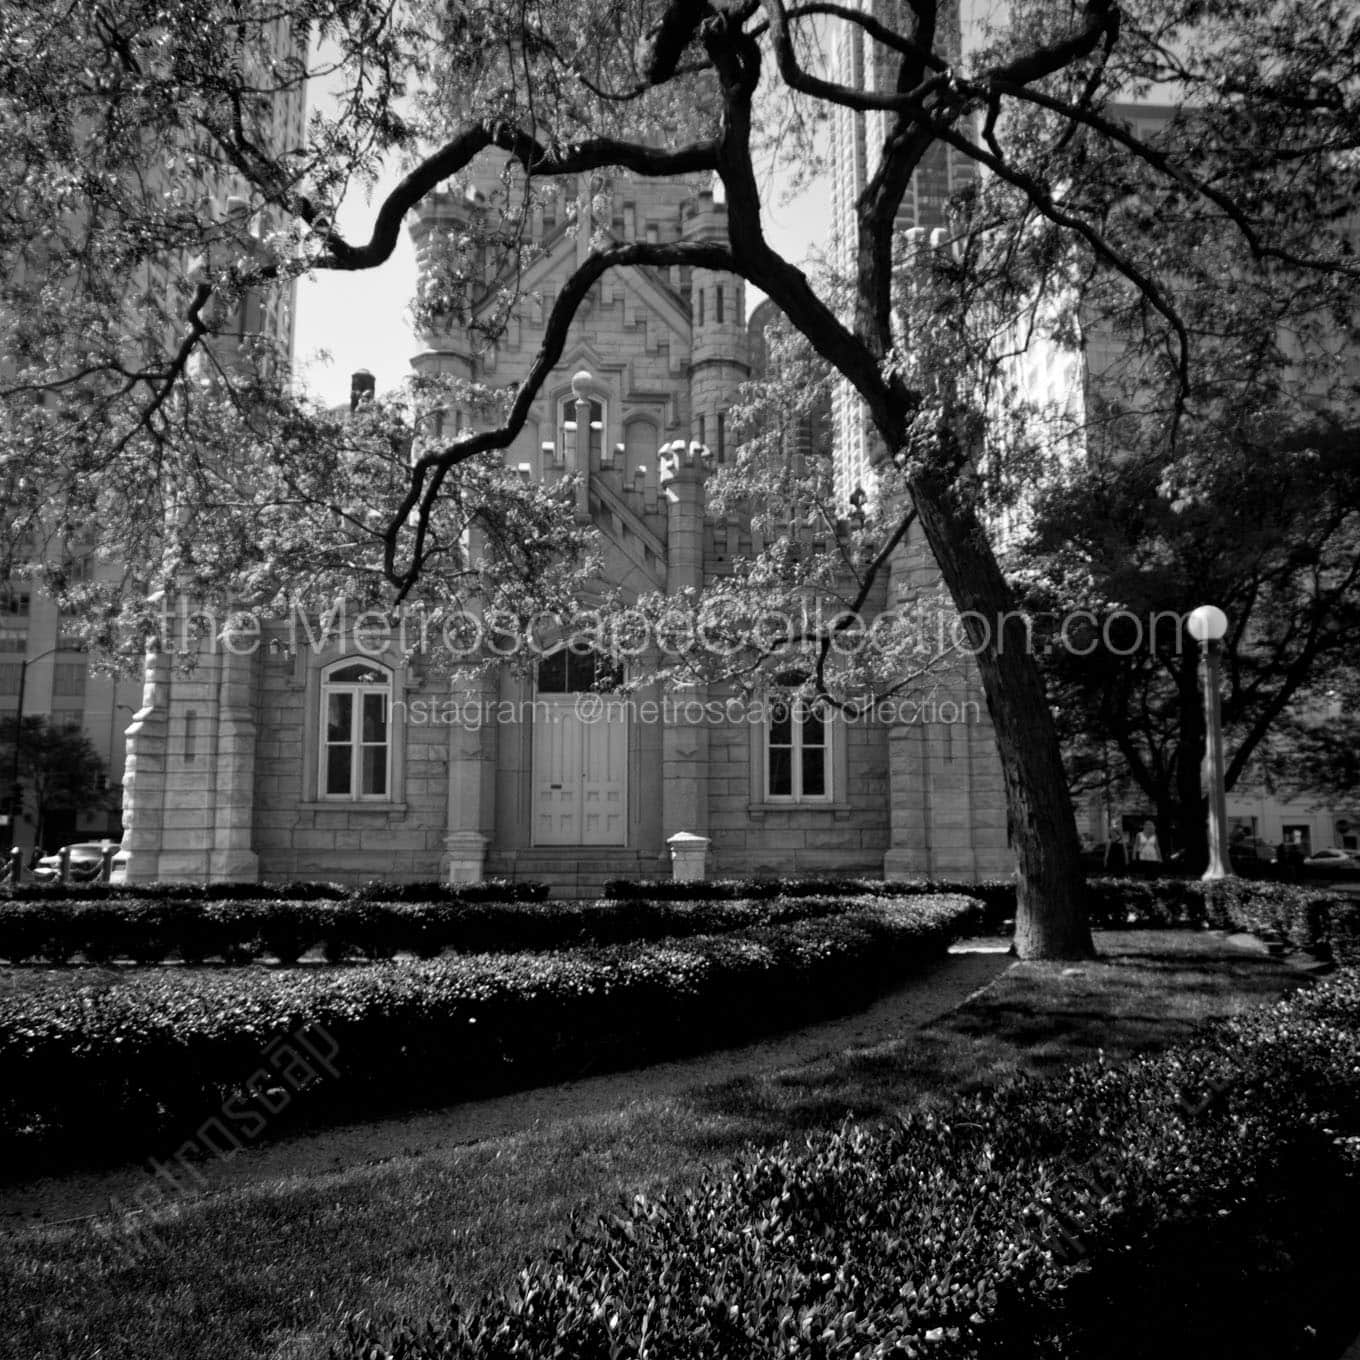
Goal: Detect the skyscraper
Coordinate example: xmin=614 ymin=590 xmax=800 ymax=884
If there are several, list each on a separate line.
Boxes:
xmin=827 ymin=0 xmax=974 ymax=507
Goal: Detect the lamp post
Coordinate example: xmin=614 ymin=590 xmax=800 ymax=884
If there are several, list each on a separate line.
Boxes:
xmin=1187 ymin=605 xmax=1231 ymax=881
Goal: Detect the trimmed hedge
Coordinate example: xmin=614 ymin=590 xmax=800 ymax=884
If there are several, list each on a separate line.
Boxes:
xmin=334 ymin=969 xmax=1360 ymax=1360
xmin=0 ymin=877 xmax=548 ymax=904
xmin=0 ymin=894 xmax=974 ymax=1174
xmin=0 ymin=891 xmax=910 ymax=967
xmin=609 ymin=875 xmax=1020 ymax=924
xmin=619 ymin=874 xmax=1358 ymax=961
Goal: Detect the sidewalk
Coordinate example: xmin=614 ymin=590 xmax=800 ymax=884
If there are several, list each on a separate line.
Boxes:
xmin=0 ymin=942 xmax=1014 ymax=1231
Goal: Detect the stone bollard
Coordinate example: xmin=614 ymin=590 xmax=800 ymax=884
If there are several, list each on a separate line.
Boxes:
xmin=667 ymin=832 xmax=710 ymax=883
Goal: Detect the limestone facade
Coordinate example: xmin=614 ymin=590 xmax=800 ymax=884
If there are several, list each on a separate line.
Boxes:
xmin=120 ymin=171 xmax=1012 ymax=890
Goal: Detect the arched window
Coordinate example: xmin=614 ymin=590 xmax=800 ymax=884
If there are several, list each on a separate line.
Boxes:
xmin=558 ymin=393 xmax=604 ymax=464
xmin=320 ymin=659 xmax=393 ymax=799
xmin=536 ymin=645 xmax=623 ymax=694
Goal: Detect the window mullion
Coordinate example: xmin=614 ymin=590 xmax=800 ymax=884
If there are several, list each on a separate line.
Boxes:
xmin=351 ymin=686 xmax=363 ymax=797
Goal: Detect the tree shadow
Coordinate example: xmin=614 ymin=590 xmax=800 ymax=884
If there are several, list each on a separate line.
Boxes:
xmin=680 ymin=938 xmax=1307 ymax=1151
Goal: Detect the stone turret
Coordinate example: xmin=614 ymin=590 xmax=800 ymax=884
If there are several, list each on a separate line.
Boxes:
xmin=659 ymin=437 xmax=711 ymax=594
xmin=680 ymin=187 xmax=749 ymax=464
xmin=408 ymin=185 xmax=488 ymax=389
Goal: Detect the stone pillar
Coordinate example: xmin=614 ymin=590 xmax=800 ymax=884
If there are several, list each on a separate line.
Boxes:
xmin=883 ymin=720 xmax=929 ymax=880
xmin=882 ymin=515 xmax=934 ymax=879
xmin=120 ymin=646 xmax=171 ymax=886
xmin=569 ymin=370 xmax=593 ymax=523
xmin=444 ymin=830 xmax=488 ymax=884
xmin=209 ymin=627 xmax=260 ymax=882
xmin=668 ymin=831 xmax=710 ymax=882
xmin=660 ymin=442 xmax=710 ymax=847
xmin=881 ymin=519 xmax=1013 ymax=882
xmin=441 ymin=665 xmax=498 ymax=884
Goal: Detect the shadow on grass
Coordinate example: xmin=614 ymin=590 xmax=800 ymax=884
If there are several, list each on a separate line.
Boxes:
xmin=683 ymin=931 xmax=1309 ymax=1150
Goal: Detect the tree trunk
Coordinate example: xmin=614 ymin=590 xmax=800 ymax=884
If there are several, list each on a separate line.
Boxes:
xmin=908 ymin=481 xmax=1095 ymax=961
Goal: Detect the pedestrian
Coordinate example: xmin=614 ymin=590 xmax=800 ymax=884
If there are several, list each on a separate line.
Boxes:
xmin=1133 ymin=819 xmax=1162 ymax=874
xmin=1103 ymin=823 xmax=1128 ymax=874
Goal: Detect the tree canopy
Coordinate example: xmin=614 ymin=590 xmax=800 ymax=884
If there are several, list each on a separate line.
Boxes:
xmin=0 ymin=715 xmax=110 ymax=848
xmin=5 ymin=0 xmax=1360 ymax=955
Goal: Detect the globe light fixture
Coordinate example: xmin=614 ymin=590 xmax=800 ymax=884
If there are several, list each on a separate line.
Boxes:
xmin=1188 ymin=605 xmax=1231 ymax=880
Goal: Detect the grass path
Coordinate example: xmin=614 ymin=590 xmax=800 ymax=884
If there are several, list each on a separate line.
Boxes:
xmin=0 ymin=931 xmax=1310 ymax=1360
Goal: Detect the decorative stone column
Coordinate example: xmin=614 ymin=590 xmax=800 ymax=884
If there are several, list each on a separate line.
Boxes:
xmin=660 ymin=441 xmax=710 ymax=848
xmin=569 ymin=370 xmax=593 ymax=523
xmin=120 ymin=645 xmax=171 ymax=886
xmin=441 ymin=664 xmax=498 ymax=884
xmin=209 ymin=626 xmax=260 ymax=882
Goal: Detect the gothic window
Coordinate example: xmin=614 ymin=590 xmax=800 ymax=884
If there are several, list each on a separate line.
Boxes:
xmin=320 ymin=659 xmax=392 ymax=799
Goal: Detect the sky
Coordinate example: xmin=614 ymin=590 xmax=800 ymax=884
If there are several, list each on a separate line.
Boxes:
xmin=292 ymin=166 xmax=832 ymax=409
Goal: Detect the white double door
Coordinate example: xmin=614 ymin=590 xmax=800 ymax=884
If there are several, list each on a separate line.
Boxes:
xmin=532 ymin=696 xmax=627 ymax=845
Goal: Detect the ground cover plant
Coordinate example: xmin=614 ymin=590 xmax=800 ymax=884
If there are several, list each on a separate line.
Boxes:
xmin=0 ymin=931 xmax=1314 ymax=1360
xmin=0 ymin=894 xmax=973 ymax=1175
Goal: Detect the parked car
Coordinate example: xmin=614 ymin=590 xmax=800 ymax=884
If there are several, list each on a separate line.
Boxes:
xmin=1302 ymin=847 xmax=1360 ymax=878
xmin=32 ymin=840 xmax=123 ymax=884
xmin=1303 ymin=847 xmax=1360 ymax=866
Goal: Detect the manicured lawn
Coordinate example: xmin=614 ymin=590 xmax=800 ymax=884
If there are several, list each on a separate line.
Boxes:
xmin=0 ymin=931 xmax=1312 ymax=1360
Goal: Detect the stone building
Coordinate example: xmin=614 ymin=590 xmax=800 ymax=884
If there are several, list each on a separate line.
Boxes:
xmin=119 ymin=164 xmax=1012 ymax=894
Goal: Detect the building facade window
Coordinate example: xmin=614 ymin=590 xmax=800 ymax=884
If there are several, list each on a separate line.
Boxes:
xmin=696 ymin=287 xmax=704 ymax=326
xmin=765 ymin=697 xmax=831 ymax=802
xmin=715 ymin=284 xmax=725 ymax=323
xmin=319 ymin=659 xmax=392 ymax=799
xmin=1 ymin=588 xmax=30 ymax=616
xmin=717 ymin=411 xmax=726 ymax=462
xmin=0 ymin=663 xmax=20 ymax=695
xmin=52 ymin=662 xmax=86 ymax=697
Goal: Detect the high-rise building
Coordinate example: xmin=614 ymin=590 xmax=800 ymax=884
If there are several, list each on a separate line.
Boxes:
xmin=827 ymin=0 xmax=975 ymax=508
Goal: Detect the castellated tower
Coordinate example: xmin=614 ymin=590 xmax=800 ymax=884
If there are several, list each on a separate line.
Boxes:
xmin=680 ymin=188 xmax=749 ymax=466
xmin=407 ymin=184 xmax=483 ymax=398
